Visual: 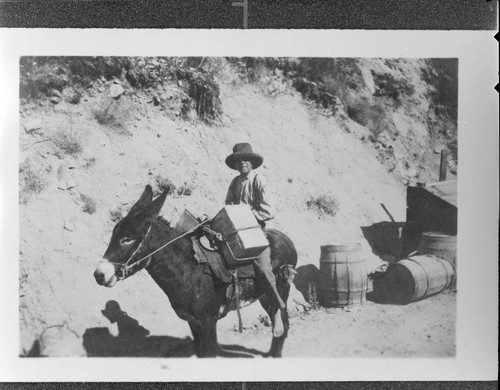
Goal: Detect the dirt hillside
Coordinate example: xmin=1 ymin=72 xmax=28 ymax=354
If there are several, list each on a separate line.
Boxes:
xmin=18 ymin=57 xmax=457 ymax=357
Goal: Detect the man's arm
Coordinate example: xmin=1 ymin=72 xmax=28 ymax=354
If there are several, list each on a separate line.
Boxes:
xmin=252 ymin=174 xmax=275 ymax=222
xmin=225 ymin=177 xmax=237 ymax=205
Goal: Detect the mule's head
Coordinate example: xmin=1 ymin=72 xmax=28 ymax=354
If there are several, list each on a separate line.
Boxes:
xmin=94 ymin=184 xmax=168 ymax=287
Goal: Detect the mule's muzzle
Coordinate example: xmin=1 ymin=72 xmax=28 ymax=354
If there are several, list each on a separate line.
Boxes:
xmin=94 ymin=261 xmax=118 ymax=287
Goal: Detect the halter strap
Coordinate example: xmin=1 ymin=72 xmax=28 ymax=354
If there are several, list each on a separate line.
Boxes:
xmin=112 ymin=220 xmax=210 ymax=279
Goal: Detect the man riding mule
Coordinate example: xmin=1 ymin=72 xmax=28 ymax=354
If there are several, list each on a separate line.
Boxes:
xmin=94 ymin=146 xmax=297 ymax=357
xmin=224 ymin=142 xmax=286 ymax=337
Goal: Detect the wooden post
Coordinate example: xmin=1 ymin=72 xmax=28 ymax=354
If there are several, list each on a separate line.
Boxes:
xmin=439 ymin=149 xmax=448 ymax=181
xmin=232 ymin=0 xmax=248 ymax=28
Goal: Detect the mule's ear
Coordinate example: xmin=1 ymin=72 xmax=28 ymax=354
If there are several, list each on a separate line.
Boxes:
xmin=129 ymin=185 xmax=153 ymax=215
xmin=148 ymin=188 xmax=168 ymax=218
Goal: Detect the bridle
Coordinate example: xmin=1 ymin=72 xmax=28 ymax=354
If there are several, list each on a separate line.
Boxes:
xmin=109 ymin=220 xmax=209 ymax=281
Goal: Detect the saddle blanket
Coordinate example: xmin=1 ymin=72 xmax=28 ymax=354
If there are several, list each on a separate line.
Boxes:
xmin=190 ymin=236 xmax=255 ymax=284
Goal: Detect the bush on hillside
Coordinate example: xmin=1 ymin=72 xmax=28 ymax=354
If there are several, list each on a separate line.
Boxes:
xmin=20 ymin=59 xmax=69 ymax=100
xmin=109 ymin=207 xmax=123 ymax=223
xmin=91 ymin=96 xmax=132 ymax=132
xmin=307 ymin=194 xmax=339 ymax=217
xmin=51 ymin=125 xmax=84 ymax=156
xmin=421 ymin=59 xmax=458 ymax=124
xmin=346 ymin=96 xmax=388 ymax=138
xmin=20 ymin=57 xmax=132 ymax=99
xmin=183 ymin=73 xmax=222 ymax=124
xmin=80 ymin=194 xmax=97 ymax=214
xmin=154 ymin=175 xmax=175 ymax=196
xmin=372 ymin=71 xmax=415 ymax=102
xmin=19 ymin=160 xmax=47 ymax=203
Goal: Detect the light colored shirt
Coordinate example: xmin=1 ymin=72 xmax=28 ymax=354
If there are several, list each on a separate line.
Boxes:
xmin=225 ymin=171 xmax=275 ymax=222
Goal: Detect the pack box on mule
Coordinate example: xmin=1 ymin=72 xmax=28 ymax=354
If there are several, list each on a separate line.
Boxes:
xmin=211 ymin=204 xmax=269 ymax=266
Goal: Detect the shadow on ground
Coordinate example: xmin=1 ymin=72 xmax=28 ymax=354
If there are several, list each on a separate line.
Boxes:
xmin=293 ymin=264 xmax=321 ymax=302
xmin=361 ymin=221 xmax=405 ymax=261
xmin=82 ymin=300 xmax=266 ymax=358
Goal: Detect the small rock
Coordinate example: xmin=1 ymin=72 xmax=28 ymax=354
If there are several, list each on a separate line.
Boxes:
xmin=24 ymin=119 xmax=42 ymax=133
xmin=50 ymin=97 xmax=60 ymax=104
xmin=406 ymin=167 xmax=417 ymax=177
xmin=110 ymin=84 xmax=124 ymax=99
xmin=64 ymin=222 xmax=75 ymax=231
xmin=50 ymin=89 xmax=62 ymax=98
xmin=434 ymin=146 xmax=443 ymax=154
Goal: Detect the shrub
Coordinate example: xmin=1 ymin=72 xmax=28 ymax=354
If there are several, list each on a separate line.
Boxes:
xmin=346 ymin=96 xmax=388 ymax=138
xmin=365 ymin=105 xmax=389 ymax=138
xmin=347 ymin=97 xmax=370 ymax=126
xmin=68 ymin=90 xmax=82 ymax=105
xmin=307 ymin=194 xmax=339 ymax=217
xmin=109 ymin=207 xmax=123 ymax=223
xmin=19 ymin=58 xmax=69 ymax=100
xmin=176 ymin=181 xmax=194 ymax=196
xmin=154 ymin=175 xmax=176 ymax=195
xmin=20 ymin=57 xmax=132 ymax=97
xmin=51 ymin=126 xmax=83 ymax=155
xmin=19 ymin=160 xmax=47 ymax=203
xmin=80 ymin=194 xmax=96 ymax=214
xmin=92 ymin=100 xmax=118 ymax=127
xmin=306 ymin=282 xmax=320 ymax=310
xmin=422 ymin=58 xmax=458 ymax=123
xmin=180 ymin=72 xmax=222 ymax=124
xmin=153 ymin=176 xmax=195 ymax=197
xmin=92 ymin=96 xmax=131 ymax=133
xmin=372 ymin=71 xmax=415 ymax=101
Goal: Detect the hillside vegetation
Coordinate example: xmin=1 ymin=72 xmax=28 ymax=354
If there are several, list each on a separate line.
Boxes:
xmin=18 ymin=56 xmax=457 ymax=356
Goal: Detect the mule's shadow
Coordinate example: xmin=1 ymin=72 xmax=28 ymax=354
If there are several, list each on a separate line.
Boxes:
xmin=293 ymin=264 xmax=321 ymax=302
xmin=83 ymin=300 xmax=265 ymax=358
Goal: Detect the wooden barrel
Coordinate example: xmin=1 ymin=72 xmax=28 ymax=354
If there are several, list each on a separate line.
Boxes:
xmin=318 ymin=243 xmax=367 ymax=307
xmin=418 ymin=232 xmax=457 ymax=290
xmin=418 ymin=232 xmax=456 ymax=267
xmin=385 ymin=254 xmax=454 ymax=304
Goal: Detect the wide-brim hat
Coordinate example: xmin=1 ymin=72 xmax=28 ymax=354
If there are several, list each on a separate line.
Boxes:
xmin=225 ymin=143 xmax=263 ymax=170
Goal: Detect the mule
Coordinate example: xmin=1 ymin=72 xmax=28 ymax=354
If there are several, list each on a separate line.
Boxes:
xmin=94 ymin=185 xmax=298 ymax=357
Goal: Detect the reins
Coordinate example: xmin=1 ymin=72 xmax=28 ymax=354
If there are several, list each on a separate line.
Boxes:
xmin=113 ymin=220 xmax=209 ymax=279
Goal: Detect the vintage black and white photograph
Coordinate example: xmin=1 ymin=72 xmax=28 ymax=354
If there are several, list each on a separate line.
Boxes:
xmin=0 ymin=30 xmax=498 ymax=381
xmin=16 ymin=55 xmax=460 ymax=359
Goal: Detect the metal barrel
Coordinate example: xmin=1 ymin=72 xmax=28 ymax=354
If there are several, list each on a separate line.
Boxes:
xmin=318 ymin=243 xmax=367 ymax=307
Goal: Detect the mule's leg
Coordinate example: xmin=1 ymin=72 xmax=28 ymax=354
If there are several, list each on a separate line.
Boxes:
xmin=191 ymin=319 xmax=218 ymax=358
xmin=188 ymin=321 xmax=202 ymax=357
xmin=259 ymin=275 xmax=292 ymax=358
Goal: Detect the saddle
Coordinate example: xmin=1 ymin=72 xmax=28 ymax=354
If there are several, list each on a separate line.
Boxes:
xmin=176 ymin=209 xmax=258 ymax=284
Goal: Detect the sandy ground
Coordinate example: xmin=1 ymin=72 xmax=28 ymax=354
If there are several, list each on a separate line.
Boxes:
xmin=218 ymin=291 xmax=456 ymax=358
